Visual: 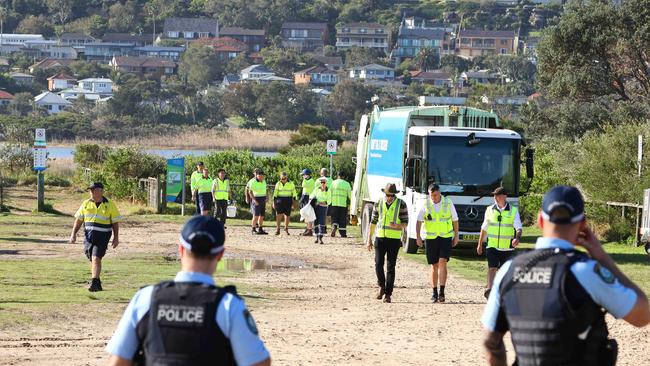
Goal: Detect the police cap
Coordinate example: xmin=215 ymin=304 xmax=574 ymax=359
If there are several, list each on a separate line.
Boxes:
xmin=180 ymin=216 xmax=225 ymax=255
xmin=541 ymin=185 xmax=585 ymax=224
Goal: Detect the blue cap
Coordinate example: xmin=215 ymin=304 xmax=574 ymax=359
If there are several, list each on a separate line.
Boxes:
xmin=301 ymin=168 xmax=312 ymax=175
xmin=87 ymin=182 xmax=104 ymax=190
xmin=541 ymin=185 xmax=585 ymax=224
xmin=180 ymin=216 xmax=225 ymax=255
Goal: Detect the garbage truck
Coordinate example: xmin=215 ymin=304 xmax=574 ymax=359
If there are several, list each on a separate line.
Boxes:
xmin=351 ymin=105 xmax=534 ymax=253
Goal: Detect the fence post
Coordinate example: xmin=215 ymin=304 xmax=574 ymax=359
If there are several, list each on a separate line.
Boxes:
xmin=635 ymin=206 xmax=641 ymax=246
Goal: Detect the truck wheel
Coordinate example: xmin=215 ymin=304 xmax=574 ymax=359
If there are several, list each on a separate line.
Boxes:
xmin=405 ymin=238 xmax=419 ymax=254
xmin=360 ymin=203 xmax=373 ymax=243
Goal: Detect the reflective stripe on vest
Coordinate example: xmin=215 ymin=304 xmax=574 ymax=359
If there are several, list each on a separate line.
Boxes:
xmin=423 ymin=196 xmax=454 ymax=239
xmin=376 ymin=198 xmax=402 ymax=239
xmin=250 ymin=180 xmax=267 ymax=197
xmin=330 ymin=179 xmax=350 ymax=207
xmin=275 ymin=182 xmax=296 ymax=198
xmin=214 ymin=179 xmax=229 ymax=200
xmin=486 ymin=205 xmax=517 ymax=249
xmin=197 ymin=177 xmax=213 ymax=193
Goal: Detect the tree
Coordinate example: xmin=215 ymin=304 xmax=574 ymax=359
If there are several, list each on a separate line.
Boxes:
xmin=108 ymin=1 xmax=137 ymax=33
xmin=47 ymin=0 xmax=73 ymax=26
xmin=288 ymin=124 xmax=342 ymax=147
xmin=325 ymin=80 xmax=375 ymax=128
xmin=178 ymin=45 xmax=222 ymax=89
xmin=16 ymin=15 xmax=55 ymax=37
xmin=88 ymin=14 xmax=107 ymax=38
xmin=259 ymin=45 xmax=303 ymax=78
xmin=225 ymin=53 xmax=251 ymax=75
xmin=9 ymin=92 xmax=34 ymax=116
xmin=255 ymin=82 xmax=302 ymax=130
xmin=440 ymin=55 xmax=471 ymax=74
xmin=414 ymin=47 xmax=439 ymax=71
xmin=221 ymin=83 xmax=260 ymax=123
xmin=344 ymin=46 xmax=387 ymax=68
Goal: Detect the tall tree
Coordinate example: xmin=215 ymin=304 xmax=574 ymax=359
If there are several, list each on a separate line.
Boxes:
xmin=414 ymin=47 xmax=439 ymax=71
xmin=47 ymin=0 xmax=73 ymax=26
xmin=178 ymin=45 xmax=222 ymax=89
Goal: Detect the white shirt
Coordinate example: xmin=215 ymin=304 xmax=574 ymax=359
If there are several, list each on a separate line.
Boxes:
xmin=480 ymin=202 xmax=523 ymax=231
xmin=416 ymin=198 xmax=459 ymax=221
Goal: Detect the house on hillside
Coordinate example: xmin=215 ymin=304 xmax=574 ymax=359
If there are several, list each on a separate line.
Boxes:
xmin=195 ymin=37 xmax=248 ymax=61
xmin=59 ymin=78 xmax=114 ymax=102
xmin=79 ymin=78 xmax=113 ymax=94
xmin=460 ymin=70 xmax=500 ymax=85
xmin=336 ymin=22 xmax=389 ymax=54
xmin=456 ymin=29 xmax=516 ymax=59
xmin=239 ymin=64 xmax=291 ymax=84
xmin=281 ymin=22 xmax=328 ymax=52
xmin=34 ymin=91 xmax=70 ymax=114
xmin=58 ymin=33 xmax=96 ymax=46
xmin=311 ymin=55 xmax=343 ymax=70
xmin=29 ymin=58 xmax=74 ymax=73
xmin=85 ymin=42 xmax=135 ymax=61
xmin=163 ymin=18 xmax=219 ymax=40
xmin=102 ymin=33 xmax=153 ymax=47
xmin=391 ymin=20 xmax=447 ymax=66
xmin=22 ymin=40 xmax=78 ymax=59
xmin=0 ymin=90 xmax=14 ymax=106
xmin=109 ymin=56 xmax=177 ymax=77
xmin=134 ymin=46 xmax=184 ymax=61
xmin=407 ymin=70 xmax=453 ymax=87
xmin=294 ymin=66 xmax=338 ymax=88
xmin=349 ymin=64 xmax=395 ymax=80
xmin=9 ymin=72 xmax=34 ymax=86
xmin=219 ymin=27 xmax=266 ymax=52
xmin=221 ymin=74 xmax=241 ymax=88
xmin=47 ymin=72 xmax=77 ymax=91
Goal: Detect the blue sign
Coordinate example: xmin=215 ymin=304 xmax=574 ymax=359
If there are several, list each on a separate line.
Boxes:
xmin=367 ymin=112 xmax=410 ymax=179
xmin=166 ymin=158 xmax=185 ymax=203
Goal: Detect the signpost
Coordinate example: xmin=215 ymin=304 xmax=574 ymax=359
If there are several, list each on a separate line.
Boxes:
xmin=166 ymin=158 xmax=186 ymax=216
xmin=33 ymin=129 xmax=47 ymax=211
xmin=638 ymin=135 xmax=643 ymax=178
xmin=326 ymin=140 xmax=337 ymax=178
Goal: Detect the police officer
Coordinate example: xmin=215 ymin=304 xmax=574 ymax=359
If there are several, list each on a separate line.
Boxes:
xmin=190 ymin=162 xmax=205 ymax=215
xmin=106 ymin=216 xmax=271 ymax=366
xmin=69 ymin=182 xmax=122 ymax=292
xmin=476 ymin=186 xmax=522 ymax=299
xmin=247 ymin=169 xmax=268 ymax=235
xmin=299 ymin=169 xmax=315 ymax=236
xmin=366 ymin=183 xmax=408 ymax=303
xmin=272 ymin=171 xmax=297 ymax=235
xmin=482 ymin=185 xmax=650 ymax=366
xmin=415 ymin=184 xmax=459 ymax=303
xmin=330 ymin=172 xmax=352 ymax=238
xmin=212 ymin=168 xmax=231 ymax=226
xmin=196 ymin=167 xmax=214 ymax=217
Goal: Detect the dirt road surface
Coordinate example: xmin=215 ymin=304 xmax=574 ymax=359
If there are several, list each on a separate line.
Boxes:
xmin=2 ymin=221 xmax=649 ymax=365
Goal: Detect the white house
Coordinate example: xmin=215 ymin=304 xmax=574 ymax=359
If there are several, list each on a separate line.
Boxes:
xmin=23 ymin=40 xmax=78 ymax=59
xmin=78 ymin=78 xmax=113 ymax=94
xmin=47 ymin=72 xmax=77 ymax=91
xmin=240 ymin=64 xmax=274 ymax=80
xmin=0 ymin=34 xmax=44 ymax=45
xmin=349 ymin=63 xmax=395 ymax=80
xmin=34 ymin=91 xmax=71 ymax=114
xmin=9 ymin=72 xmax=35 ymax=86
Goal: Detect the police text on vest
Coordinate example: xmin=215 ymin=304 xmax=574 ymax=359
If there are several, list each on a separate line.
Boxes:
xmin=157 ymin=304 xmax=205 ymax=324
xmin=514 ymin=266 xmax=553 ymax=285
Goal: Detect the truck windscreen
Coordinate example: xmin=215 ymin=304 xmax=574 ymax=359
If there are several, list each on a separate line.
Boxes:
xmin=427 ymin=136 xmax=519 ymax=196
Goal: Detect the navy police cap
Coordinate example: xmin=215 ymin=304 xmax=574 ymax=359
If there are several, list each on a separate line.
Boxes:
xmin=541 ymin=185 xmax=585 ymax=224
xmin=180 ymin=216 xmax=225 ymax=255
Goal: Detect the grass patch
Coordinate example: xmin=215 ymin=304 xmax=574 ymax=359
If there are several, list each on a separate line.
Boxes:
xmin=404 ymin=226 xmax=650 ymax=292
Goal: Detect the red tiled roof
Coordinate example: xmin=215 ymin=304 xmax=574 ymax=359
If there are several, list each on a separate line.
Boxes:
xmin=0 ymin=90 xmax=14 ymax=99
xmin=47 ymin=72 xmax=77 ymax=81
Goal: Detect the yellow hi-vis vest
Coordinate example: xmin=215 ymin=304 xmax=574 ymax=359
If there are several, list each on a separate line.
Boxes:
xmin=250 ymin=179 xmax=267 ymax=197
xmin=274 ymin=181 xmax=297 ymax=198
xmin=376 ymin=198 xmax=403 ymax=240
xmin=301 ymin=177 xmax=315 ymax=195
xmin=423 ymin=196 xmax=454 ymax=239
xmin=190 ymin=170 xmax=202 ymax=192
xmin=330 ymin=179 xmax=351 ymax=207
xmin=197 ymin=177 xmax=213 ymax=193
xmin=486 ymin=204 xmax=518 ymax=249
xmin=74 ymin=198 xmax=122 ymax=233
xmin=214 ymin=178 xmax=229 ymax=200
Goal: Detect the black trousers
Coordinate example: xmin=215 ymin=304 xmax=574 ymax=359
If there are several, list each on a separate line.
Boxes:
xmin=194 ymin=194 xmax=201 ymax=215
xmin=331 ymin=206 xmax=348 ymax=237
xmin=375 ymin=237 xmax=401 ymax=296
xmin=214 ymin=199 xmax=228 ymax=224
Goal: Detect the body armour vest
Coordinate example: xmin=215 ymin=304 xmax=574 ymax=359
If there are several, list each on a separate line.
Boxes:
xmin=135 ymin=281 xmax=237 ymax=366
xmin=499 ymin=249 xmax=614 ymax=366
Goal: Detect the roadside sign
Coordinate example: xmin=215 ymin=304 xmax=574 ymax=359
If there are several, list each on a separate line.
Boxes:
xmin=326 ymin=140 xmax=337 ymax=155
xmin=35 ymin=128 xmax=46 ymax=147
xmin=166 ymin=158 xmax=185 ymax=204
xmin=33 ymin=147 xmax=47 ymax=171
xmin=638 ymin=135 xmax=643 ymax=178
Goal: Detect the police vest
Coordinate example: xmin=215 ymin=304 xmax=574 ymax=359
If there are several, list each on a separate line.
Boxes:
xmin=135 ymin=281 xmax=237 ymax=366
xmin=214 ymin=179 xmax=229 ymax=200
xmin=274 ymin=181 xmax=296 ymax=198
xmin=301 ymin=178 xmax=315 ymax=195
xmin=500 ymin=249 xmax=612 ymax=366
xmin=423 ymin=197 xmax=454 ymax=239
xmin=250 ymin=180 xmax=267 ymax=197
xmin=197 ymin=177 xmax=213 ymax=193
xmin=376 ymin=198 xmax=403 ymax=240
xmin=486 ymin=204 xmax=518 ymax=249
xmin=330 ymin=179 xmax=351 ymax=207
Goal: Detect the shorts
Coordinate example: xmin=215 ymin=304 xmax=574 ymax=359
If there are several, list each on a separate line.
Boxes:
xmin=486 ymin=247 xmax=514 ymax=269
xmin=274 ymin=197 xmax=293 ymax=216
xmin=250 ymin=197 xmax=266 ymax=217
xmin=198 ymin=192 xmax=213 ymax=212
xmin=84 ymin=239 xmax=108 ymax=260
xmin=425 ymin=237 xmax=452 ymax=264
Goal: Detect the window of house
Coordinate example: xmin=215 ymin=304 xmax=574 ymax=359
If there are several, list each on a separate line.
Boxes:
xmin=46 ymin=104 xmax=52 ymax=110
xmin=500 ymin=39 xmax=508 ymax=45
xmin=360 ymin=28 xmax=367 ymax=33
xmin=461 ymin=38 xmax=470 ymax=45
xmin=374 ymin=38 xmax=383 ymax=43
xmin=500 ymin=48 xmax=507 ymax=54
xmin=168 ymin=31 xmax=179 ymax=38
xmin=199 ymin=32 xmax=209 ymax=38
xmin=376 ymin=28 xmax=384 ymax=34
xmin=342 ymin=28 xmax=349 ymax=33
xmin=184 ymin=31 xmax=194 ymax=39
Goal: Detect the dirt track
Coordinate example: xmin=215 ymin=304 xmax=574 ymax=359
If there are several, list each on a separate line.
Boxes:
xmin=1 ymin=221 xmax=649 ymax=365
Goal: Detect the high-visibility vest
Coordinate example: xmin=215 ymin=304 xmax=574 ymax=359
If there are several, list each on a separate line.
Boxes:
xmin=74 ymin=197 xmax=122 ymax=233
xmin=319 ymin=176 xmax=333 ymax=188
xmin=376 ymin=198 xmax=403 ymax=240
xmin=423 ymin=196 xmax=454 ymax=239
xmin=213 ymin=178 xmax=229 ymax=200
xmin=197 ymin=177 xmax=213 ymax=193
xmin=301 ymin=177 xmax=315 ymax=195
xmin=274 ymin=181 xmax=297 ymax=198
xmin=249 ymin=179 xmax=267 ymax=197
xmin=190 ymin=170 xmax=202 ymax=192
xmin=486 ymin=204 xmax=518 ymax=249
xmin=330 ymin=179 xmax=351 ymax=207
xmin=310 ymin=187 xmax=330 ymax=205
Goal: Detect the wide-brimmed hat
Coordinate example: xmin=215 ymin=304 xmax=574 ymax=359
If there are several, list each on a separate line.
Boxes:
xmin=491 ymin=186 xmax=507 ymax=196
xmin=381 ymin=183 xmax=398 ymax=195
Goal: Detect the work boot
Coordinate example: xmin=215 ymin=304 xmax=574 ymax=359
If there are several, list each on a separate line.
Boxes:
xmin=251 ymin=228 xmax=258 ymax=235
xmin=88 ymin=278 xmax=101 ymax=292
xmin=318 ymin=237 xmax=324 ymax=244
xmin=330 ymin=229 xmax=336 ymax=237
xmin=303 ymin=229 xmax=313 ymax=236
xmin=376 ymin=287 xmax=385 ymax=300
xmin=431 ymin=293 xmax=438 ymax=303
xmin=275 ymin=228 xmax=280 ymax=235
xmin=383 ymin=295 xmax=392 ymax=303
xmin=258 ymin=229 xmax=268 ymax=235
xmin=301 ymin=229 xmax=309 ymax=236
xmin=285 ymin=228 xmax=290 ymax=235
xmin=314 ymin=237 xmax=320 ymax=244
